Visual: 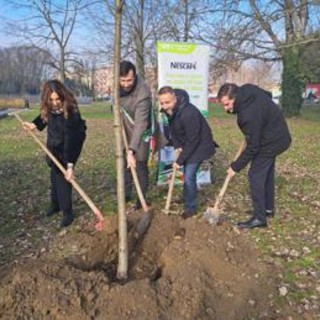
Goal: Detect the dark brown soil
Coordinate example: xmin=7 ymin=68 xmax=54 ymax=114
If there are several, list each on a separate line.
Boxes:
xmin=0 ymin=208 xmax=291 ymax=320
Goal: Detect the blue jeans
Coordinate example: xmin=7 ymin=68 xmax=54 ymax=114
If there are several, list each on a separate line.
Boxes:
xmin=183 ymin=162 xmax=201 ymax=212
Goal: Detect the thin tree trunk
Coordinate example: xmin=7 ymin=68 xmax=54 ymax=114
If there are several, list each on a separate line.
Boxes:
xmin=135 ymin=0 xmax=145 ymax=79
xmin=60 ymin=47 xmax=66 ymax=83
xmin=113 ymin=0 xmax=128 ymax=280
xmin=183 ymin=0 xmax=189 ymax=42
xmin=91 ymin=68 xmax=96 ymax=101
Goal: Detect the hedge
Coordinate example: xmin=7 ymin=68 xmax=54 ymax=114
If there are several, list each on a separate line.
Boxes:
xmin=0 ymin=99 xmax=29 ymax=110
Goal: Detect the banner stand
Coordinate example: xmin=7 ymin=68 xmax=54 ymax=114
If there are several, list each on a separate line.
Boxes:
xmin=156 ymin=41 xmax=211 ymax=187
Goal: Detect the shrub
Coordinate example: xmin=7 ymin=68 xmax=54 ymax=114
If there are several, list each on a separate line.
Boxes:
xmin=0 ymin=99 xmax=27 ymax=110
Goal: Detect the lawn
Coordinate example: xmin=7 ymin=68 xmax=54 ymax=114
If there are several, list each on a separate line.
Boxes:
xmin=210 ymin=103 xmax=320 ymax=315
xmin=0 ymin=102 xmax=320 ymax=315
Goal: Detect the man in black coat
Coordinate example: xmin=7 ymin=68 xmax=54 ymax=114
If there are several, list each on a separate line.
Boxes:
xmin=158 ymin=86 xmax=217 ymax=219
xmin=217 ymin=83 xmax=292 ymax=229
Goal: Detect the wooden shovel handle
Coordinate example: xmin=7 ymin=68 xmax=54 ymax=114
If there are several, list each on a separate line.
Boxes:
xmin=164 ymin=149 xmax=181 ymax=213
xmin=164 ymin=165 xmax=177 ymax=212
xmin=232 ymin=140 xmax=246 ymax=162
xmin=213 ymin=140 xmax=246 ymax=210
xmin=121 ymin=121 xmax=149 ymax=213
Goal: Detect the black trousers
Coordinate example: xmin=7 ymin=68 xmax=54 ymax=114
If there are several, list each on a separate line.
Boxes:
xmin=248 ymin=156 xmax=275 ymax=221
xmin=50 ymin=166 xmax=72 ymax=214
xmin=124 ymin=159 xmax=149 ymax=207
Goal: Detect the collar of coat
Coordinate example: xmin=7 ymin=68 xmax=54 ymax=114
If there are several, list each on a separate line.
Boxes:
xmin=233 ymin=84 xmax=273 ymax=114
xmin=165 ymin=88 xmax=190 ymax=121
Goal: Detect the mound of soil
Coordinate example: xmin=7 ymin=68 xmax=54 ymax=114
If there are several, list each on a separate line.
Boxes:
xmin=0 ymin=211 xmax=282 ymax=319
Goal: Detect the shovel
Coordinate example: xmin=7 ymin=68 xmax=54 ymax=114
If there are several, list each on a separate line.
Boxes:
xmin=14 ymin=112 xmax=104 ymax=231
xmin=163 ymin=164 xmax=178 ymax=215
xmin=204 ymin=140 xmax=246 ymax=225
xmin=121 ymin=121 xmax=149 ymax=213
xmin=163 ymin=149 xmax=181 ymax=215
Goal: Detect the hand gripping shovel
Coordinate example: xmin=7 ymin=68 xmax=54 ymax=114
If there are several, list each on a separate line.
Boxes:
xmin=204 ymin=140 xmax=246 ymax=225
xmin=14 ymin=112 xmax=104 ymax=231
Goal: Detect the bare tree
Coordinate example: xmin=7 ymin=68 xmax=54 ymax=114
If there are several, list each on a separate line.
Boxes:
xmin=68 ymin=57 xmax=98 ymax=97
xmin=121 ymin=0 xmax=167 ymax=77
xmin=113 ymin=0 xmax=128 ymax=280
xmin=197 ymin=0 xmax=320 ymax=116
xmin=0 ymin=45 xmax=51 ymax=94
xmin=83 ymin=0 xmax=115 ymax=64
xmin=6 ymin=0 xmax=89 ymax=83
xmin=159 ymin=0 xmax=213 ymax=43
xmin=86 ymin=0 xmax=213 ymax=84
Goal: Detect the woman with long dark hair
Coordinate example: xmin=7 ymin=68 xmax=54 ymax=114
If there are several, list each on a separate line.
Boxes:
xmin=23 ymin=80 xmax=86 ymax=227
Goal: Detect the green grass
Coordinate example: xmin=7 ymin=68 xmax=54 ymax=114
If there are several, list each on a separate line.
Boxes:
xmin=300 ymin=104 xmax=320 ymax=122
xmin=80 ymin=102 xmax=114 ymax=119
xmin=208 ymin=102 xmax=226 ymax=119
xmin=1 ymin=103 xmax=320 ymax=313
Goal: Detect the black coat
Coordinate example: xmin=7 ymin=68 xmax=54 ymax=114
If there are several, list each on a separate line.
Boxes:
xmin=33 ymin=111 xmax=86 ymax=167
xmin=166 ymin=89 xmax=217 ymax=166
xmin=231 ymin=84 xmax=291 ymax=172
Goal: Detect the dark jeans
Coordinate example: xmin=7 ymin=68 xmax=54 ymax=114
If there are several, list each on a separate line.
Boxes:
xmin=183 ymin=162 xmax=201 ymax=212
xmin=50 ymin=167 xmax=72 ymax=214
xmin=248 ymin=156 xmax=275 ymax=221
xmin=124 ymin=159 xmax=149 ymax=207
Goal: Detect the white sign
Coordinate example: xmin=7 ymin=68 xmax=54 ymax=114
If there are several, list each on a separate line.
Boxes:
xmin=157 ymin=41 xmax=210 ymax=116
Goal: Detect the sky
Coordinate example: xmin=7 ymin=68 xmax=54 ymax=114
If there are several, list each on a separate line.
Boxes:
xmin=0 ymin=1 xmax=26 ymax=47
xmin=0 ymin=0 xmax=98 ymax=50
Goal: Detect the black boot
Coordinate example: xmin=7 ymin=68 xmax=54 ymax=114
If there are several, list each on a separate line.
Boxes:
xmin=60 ymin=212 xmax=74 ymax=227
xmin=46 ymin=205 xmax=60 ymax=217
xmin=236 ymin=217 xmax=267 ymax=229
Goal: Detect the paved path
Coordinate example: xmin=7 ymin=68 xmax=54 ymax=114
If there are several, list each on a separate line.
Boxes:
xmin=0 ymin=109 xmax=9 ymax=119
xmin=0 ymin=108 xmax=29 ymax=119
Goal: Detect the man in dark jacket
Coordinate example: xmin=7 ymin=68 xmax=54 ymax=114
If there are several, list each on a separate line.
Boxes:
xmin=158 ymin=86 xmax=217 ymax=219
xmin=217 ymin=83 xmax=292 ymax=229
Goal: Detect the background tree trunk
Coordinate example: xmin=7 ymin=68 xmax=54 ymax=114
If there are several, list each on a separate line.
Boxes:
xmin=134 ymin=0 xmax=145 ymax=78
xmin=281 ymin=46 xmax=304 ymax=117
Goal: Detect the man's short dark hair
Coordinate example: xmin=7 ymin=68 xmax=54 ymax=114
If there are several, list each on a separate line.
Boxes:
xmin=120 ymin=60 xmax=136 ymax=77
xmin=158 ymin=86 xmax=175 ymax=96
xmin=217 ymin=83 xmax=239 ymax=100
